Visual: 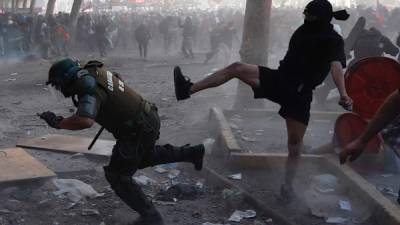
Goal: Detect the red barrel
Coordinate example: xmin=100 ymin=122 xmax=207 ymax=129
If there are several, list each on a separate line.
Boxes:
xmin=345 ymin=57 xmax=400 ymax=119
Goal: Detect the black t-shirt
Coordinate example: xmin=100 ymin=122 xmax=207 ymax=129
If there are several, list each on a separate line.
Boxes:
xmin=278 ymin=24 xmax=346 ymax=91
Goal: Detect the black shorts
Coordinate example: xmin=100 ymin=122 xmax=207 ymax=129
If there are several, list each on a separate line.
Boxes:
xmin=252 ymin=66 xmax=312 ymax=125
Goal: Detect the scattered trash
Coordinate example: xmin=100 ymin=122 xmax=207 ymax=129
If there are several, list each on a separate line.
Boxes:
xmin=265 ymin=218 xmax=273 ymax=224
xmin=38 ymin=199 xmax=50 ymax=205
xmin=155 ymin=183 xmax=200 ymax=201
xmin=311 ymin=174 xmax=338 ymax=193
xmin=81 ymin=208 xmax=100 ymax=216
xmin=133 ymin=175 xmax=156 ymax=186
xmin=339 ymin=200 xmax=351 ymax=211
xmin=154 ymin=200 xmax=176 ymax=206
xmin=377 ymin=186 xmax=399 ymax=197
xmin=241 ymin=134 xmax=256 ymax=142
xmin=0 ymin=209 xmax=11 ymax=214
xmin=228 ymin=173 xmax=242 ymax=180
xmin=222 ymin=188 xmax=242 ymax=199
xmin=53 ymin=179 xmax=104 ymax=204
xmin=10 ymin=72 xmax=18 ymax=76
xmin=70 ymin=153 xmax=85 ymax=159
xmin=381 ymin=174 xmax=394 ymax=178
xmin=4 ymin=78 xmax=16 ymax=82
xmin=195 ymin=179 xmax=205 ymax=189
xmin=230 ymin=123 xmax=239 ymax=130
xmin=154 ymin=166 xmax=167 ymax=174
xmin=325 ymin=217 xmax=348 ymax=224
xmin=167 ymin=169 xmax=181 ymax=179
xmin=228 ymin=210 xmax=256 ymax=222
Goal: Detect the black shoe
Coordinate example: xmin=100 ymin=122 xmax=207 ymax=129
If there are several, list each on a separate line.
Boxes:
xmin=132 ymin=210 xmax=164 ymax=225
xmin=173 ymin=66 xmax=193 ymax=101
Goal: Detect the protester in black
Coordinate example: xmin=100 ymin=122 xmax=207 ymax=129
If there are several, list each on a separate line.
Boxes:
xmin=173 ymin=0 xmax=353 ymax=202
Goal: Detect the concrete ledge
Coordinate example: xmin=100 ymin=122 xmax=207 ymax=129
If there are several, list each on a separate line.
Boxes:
xmin=209 ymin=107 xmax=242 ymax=154
xmin=230 ymin=152 xmax=323 ymax=169
xmin=201 ymin=166 xmax=296 ymax=225
xmin=210 ymin=107 xmax=400 ymax=225
xmin=223 ymin=109 xmax=343 ymax=121
xmin=324 ymin=155 xmax=400 ymax=225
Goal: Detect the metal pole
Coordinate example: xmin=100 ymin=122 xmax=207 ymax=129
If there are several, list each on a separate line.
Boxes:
xmin=233 ymin=0 xmax=271 ymax=109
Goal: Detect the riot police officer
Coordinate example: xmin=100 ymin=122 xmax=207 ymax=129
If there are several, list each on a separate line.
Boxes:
xmin=39 ymin=58 xmax=205 ymax=225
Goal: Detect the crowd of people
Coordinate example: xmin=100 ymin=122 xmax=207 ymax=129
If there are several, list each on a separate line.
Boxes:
xmin=0 ymin=3 xmax=399 ymax=63
xmin=0 ymin=8 xmax=243 ymax=61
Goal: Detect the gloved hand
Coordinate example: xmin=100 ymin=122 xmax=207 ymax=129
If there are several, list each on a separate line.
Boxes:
xmin=38 ymin=111 xmax=64 ymax=129
xmin=339 ymin=138 xmax=366 ymax=164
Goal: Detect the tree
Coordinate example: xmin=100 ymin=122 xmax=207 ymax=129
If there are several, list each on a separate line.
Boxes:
xmin=233 ymin=0 xmax=272 ymax=109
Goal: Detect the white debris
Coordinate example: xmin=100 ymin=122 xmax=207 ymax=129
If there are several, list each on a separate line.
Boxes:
xmin=265 ymin=218 xmax=273 ymax=224
xmin=326 ymin=217 xmax=348 ymax=224
xmin=228 ymin=173 xmax=242 ymax=180
xmin=167 ymin=169 xmax=181 ymax=179
xmin=81 ymin=208 xmax=100 ymax=216
xmin=228 ymin=210 xmax=256 ymax=222
xmin=311 ymin=174 xmax=338 ymax=193
xmin=133 ymin=175 xmax=156 ymax=186
xmin=377 ymin=186 xmax=399 ymax=197
xmin=53 ymin=179 xmax=104 ymax=203
xmin=339 ymin=200 xmax=352 ymax=211
xmin=196 ymin=179 xmax=205 ymax=189
xmin=154 ymin=166 xmax=167 ymax=174
xmin=10 ymin=72 xmax=18 ymax=76
xmin=381 ymin=174 xmax=394 ymax=178
xmin=202 ymin=223 xmax=225 ymax=225
xmin=229 ymin=123 xmax=239 ymax=130
xmin=0 ymin=209 xmax=11 ymax=214
xmin=70 ymin=153 xmax=85 ymax=159
xmin=4 ymin=78 xmax=16 ymax=82
xmin=241 ymin=134 xmax=256 ymax=142
xmin=154 ymin=200 xmax=176 ymax=206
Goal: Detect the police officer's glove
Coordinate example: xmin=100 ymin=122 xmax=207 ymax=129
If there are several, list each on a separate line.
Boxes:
xmin=38 ymin=111 xmax=64 ymax=129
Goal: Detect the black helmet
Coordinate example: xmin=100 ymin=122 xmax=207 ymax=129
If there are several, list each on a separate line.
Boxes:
xmin=47 ymin=58 xmax=80 ymax=97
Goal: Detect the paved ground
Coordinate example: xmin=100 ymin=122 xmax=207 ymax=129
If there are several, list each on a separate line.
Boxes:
xmin=0 ymin=47 xmax=399 ymax=225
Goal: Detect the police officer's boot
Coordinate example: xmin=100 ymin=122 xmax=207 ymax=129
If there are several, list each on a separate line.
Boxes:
xmin=104 ymin=168 xmax=164 ymax=225
xmin=179 ymin=144 xmax=205 ymax=171
xmin=144 ymin=144 xmax=205 ymax=171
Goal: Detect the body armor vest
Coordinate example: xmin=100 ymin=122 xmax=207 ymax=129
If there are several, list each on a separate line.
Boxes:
xmin=88 ymin=66 xmax=145 ymax=137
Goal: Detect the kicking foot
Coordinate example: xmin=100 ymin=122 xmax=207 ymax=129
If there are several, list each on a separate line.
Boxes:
xmin=173 ymin=66 xmax=193 ymax=101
